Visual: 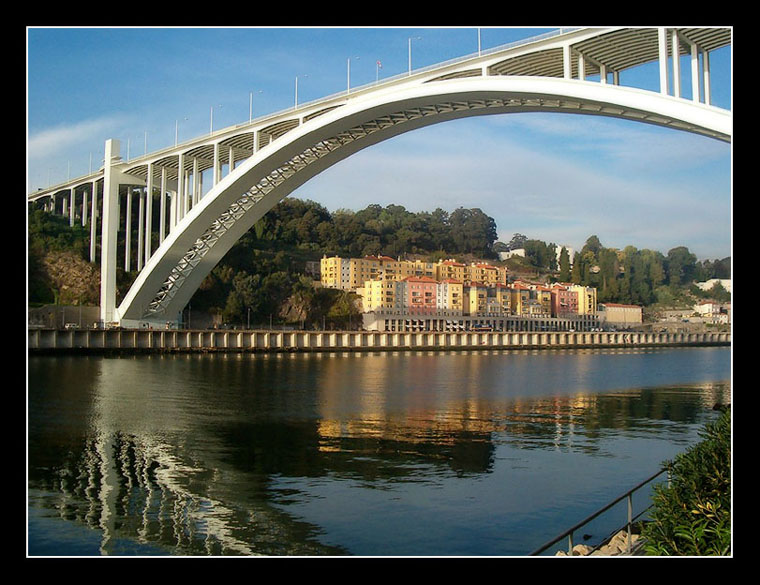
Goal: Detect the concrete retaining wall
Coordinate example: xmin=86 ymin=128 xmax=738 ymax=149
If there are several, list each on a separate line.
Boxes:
xmin=28 ymin=328 xmax=731 ymax=354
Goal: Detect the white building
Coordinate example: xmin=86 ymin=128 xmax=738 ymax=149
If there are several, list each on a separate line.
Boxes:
xmin=498 ymin=248 xmax=525 ymax=261
xmin=695 ymin=279 xmax=731 ymax=294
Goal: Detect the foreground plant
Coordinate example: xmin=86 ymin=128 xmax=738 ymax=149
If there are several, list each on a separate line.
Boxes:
xmin=642 ymin=407 xmax=731 ymax=555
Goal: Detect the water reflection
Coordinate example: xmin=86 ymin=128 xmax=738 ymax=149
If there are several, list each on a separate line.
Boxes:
xmin=28 ymin=348 xmax=730 ymax=556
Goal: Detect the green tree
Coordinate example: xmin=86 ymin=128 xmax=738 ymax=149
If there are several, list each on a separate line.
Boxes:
xmin=581 ymin=235 xmax=603 ymax=258
xmin=326 ymin=290 xmax=362 ymax=329
xmin=449 ymin=208 xmax=498 ymax=256
xmin=666 ymin=246 xmax=698 ymax=287
xmin=507 ymin=233 xmax=527 ymax=250
xmin=558 ymin=247 xmax=571 ymax=281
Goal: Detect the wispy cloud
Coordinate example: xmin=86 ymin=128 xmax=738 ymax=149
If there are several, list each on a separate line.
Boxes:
xmin=27 ymin=115 xmax=129 ymax=162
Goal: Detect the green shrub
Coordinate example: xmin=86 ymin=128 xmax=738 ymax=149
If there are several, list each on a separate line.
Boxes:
xmin=642 ymin=408 xmax=731 ymax=555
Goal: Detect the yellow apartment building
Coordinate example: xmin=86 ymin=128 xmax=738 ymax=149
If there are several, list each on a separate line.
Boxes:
xmin=436 ymin=259 xmax=467 ymax=283
xmin=568 ymin=284 xmax=598 ymax=315
xmin=509 ymin=283 xmax=531 ymax=316
xmin=486 ymin=284 xmax=511 ymax=315
xmin=360 ymin=278 xmax=398 ymax=312
xmin=533 ymin=285 xmax=553 ymax=316
xmin=469 ymin=263 xmax=508 ymax=286
xmin=322 ymin=255 xmax=508 ymax=291
xmin=467 ymin=283 xmax=489 ymax=316
xmin=320 ymin=256 xmax=351 ymax=290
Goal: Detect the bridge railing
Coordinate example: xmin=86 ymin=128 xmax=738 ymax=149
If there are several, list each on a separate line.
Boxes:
xmin=296 ymin=28 xmax=577 ymax=111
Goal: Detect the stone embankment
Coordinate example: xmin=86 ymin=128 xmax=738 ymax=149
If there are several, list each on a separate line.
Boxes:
xmin=28 ymin=327 xmax=731 ymax=354
xmin=555 ymin=530 xmax=646 ymax=556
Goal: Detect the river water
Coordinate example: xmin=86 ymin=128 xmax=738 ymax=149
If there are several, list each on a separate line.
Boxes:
xmin=27 ymin=346 xmax=731 ymax=557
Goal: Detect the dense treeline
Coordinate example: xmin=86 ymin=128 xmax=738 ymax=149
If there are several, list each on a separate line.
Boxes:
xmin=503 ymin=232 xmax=730 ymax=308
xmin=28 ymin=200 xmax=730 ymax=327
xmin=253 ymin=199 xmax=498 ymax=258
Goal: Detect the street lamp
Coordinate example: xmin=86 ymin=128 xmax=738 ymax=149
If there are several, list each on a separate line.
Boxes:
xmin=408 ymin=36 xmax=421 ymax=75
xmin=249 ymin=90 xmax=263 ymax=123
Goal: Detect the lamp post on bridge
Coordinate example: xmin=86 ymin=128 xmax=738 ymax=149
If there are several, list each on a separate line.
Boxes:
xmin=249 ymin=90 xmax=263 ymax=123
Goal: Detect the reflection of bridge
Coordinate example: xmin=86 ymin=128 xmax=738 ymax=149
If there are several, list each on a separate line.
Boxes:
xmin=27 ymin=27 xmax=731 ymax=327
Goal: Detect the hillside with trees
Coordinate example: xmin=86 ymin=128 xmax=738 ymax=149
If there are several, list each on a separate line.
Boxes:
xmin=28 ymin=198 xmax=729 ymax=328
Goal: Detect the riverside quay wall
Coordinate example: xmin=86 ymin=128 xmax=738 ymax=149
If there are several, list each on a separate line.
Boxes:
xmin=29 ymin=328 xmax=731 ymax=354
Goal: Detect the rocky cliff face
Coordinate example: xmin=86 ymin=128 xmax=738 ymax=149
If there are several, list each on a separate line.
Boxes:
xmin=40 ymin=250 xmax=100 ymax=305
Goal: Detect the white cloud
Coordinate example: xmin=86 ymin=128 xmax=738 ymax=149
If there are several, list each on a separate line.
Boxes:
xmin=27 ymin=115 xmax=129 ymax=162
xmin=294 ymin=113 xmax=730 ymax=258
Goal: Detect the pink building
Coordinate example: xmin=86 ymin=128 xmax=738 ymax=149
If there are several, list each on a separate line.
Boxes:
xmin=400 ymin=276 xmax=438 ymax=315
xmin=550 ymin=283 xmax=579 ymax=317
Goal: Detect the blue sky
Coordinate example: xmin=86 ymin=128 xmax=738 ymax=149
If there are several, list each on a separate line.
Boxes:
xmin=27 ymin=26 xmax=732 ymax=260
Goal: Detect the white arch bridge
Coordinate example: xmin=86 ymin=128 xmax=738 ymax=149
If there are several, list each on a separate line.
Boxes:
xmin=28 ymin=27 xmax=731 ymax=328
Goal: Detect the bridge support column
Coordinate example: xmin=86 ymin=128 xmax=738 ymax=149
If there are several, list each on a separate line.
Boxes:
xmin=177 ymin=152 xmax=185 ymax=221
xmin=159 ymin=167 xmax=167 ymax=244
xmin=703 ymin=50 xmax=712 ymax=105
xmin=213 ymin=142 xmax=220 ymax=186
xmin=137 ymin=189 xmax=145 ymax=271
xmin=192 ymin=157 xmax=200 ymax=206
xmin=100 ymin=139 xmax=121 ymax=324
xmin=124 ymin=188 xmax=132 ymax=272
xmin=69 ymin=188 xmax=75 ymax=226
xmin=658 ymin=27 xmax=669 ymax=95
xmin=90 ymin=179 xmax=98 ymax=262
xmin=690 ymin=43 xmax=700 ymax=102
xmin=671 ymin=30 xmax=681 ymax=98
xmin=145 ymin=164 xmax=153 ymax=264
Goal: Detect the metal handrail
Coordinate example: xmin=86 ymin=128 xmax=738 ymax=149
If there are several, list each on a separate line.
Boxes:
xmin=529 ymin=465 xmax=671 ymax=556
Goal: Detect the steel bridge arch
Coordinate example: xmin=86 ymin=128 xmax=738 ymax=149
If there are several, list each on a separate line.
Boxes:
xmin=116 ymin=75 xmax=730 ymax=326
